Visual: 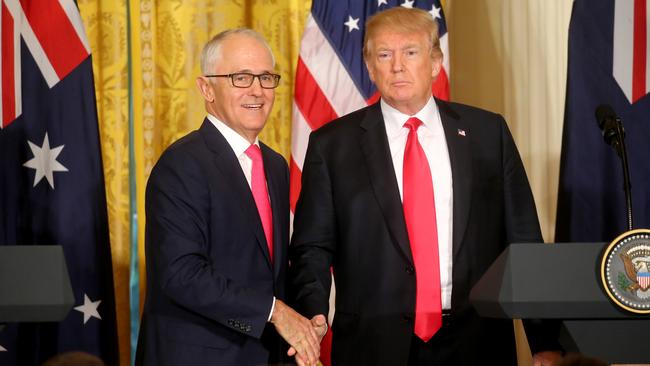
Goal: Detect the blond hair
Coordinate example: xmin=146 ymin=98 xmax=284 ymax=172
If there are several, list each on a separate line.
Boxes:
xmin=363 ymin=7 xmax=442 ymax=60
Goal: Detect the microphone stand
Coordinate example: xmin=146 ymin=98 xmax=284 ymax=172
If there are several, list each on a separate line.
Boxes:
xmin=612 ymin=118 xmax=633 ymax=231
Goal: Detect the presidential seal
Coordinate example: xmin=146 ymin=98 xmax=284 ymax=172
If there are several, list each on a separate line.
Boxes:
xmin=601 ymin=229 xmax=650 ymax=314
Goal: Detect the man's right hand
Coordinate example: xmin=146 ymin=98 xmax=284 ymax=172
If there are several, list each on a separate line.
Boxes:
xmin=270 ymin=300 xmax=321 ymax=366
xmin=287 ymin=313 xmax=327 ymax=365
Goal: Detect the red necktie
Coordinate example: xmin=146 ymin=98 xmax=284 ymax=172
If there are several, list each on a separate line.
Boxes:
xmin=245 ymin=144 xmax=274 ymax=262
xmin=402 ymin=117 xmax=442 ymax=342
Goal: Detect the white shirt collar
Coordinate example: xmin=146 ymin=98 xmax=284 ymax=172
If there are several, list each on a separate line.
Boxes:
xmin=206 ymin=114 xmax=259 ymax=157
xmin=381 ymin=97 xmax=441 ymax=137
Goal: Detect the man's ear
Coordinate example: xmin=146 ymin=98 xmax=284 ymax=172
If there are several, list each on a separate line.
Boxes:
xmin=365 ymin=59 xmax=376 ymax=83
xmin=431 ymin=54 xmax=443 ymax=80
xmin=196 ymin=77 xmax=214 ymax=103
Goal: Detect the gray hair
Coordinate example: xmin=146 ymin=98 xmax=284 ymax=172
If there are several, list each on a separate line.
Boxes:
xmin=200 ymin=28 xmax=276 ymax=75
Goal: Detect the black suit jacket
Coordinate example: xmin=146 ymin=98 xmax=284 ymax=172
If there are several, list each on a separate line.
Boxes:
xmin=136 ymin=119 xmax=290 ymax=366
xmin=290 ymin=100 xmax=553 ymax=365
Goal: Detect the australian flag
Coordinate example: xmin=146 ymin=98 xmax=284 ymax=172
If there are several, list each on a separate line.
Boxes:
xmin=0 ymin=1 xmax=118 ymax=365
xmin=556 ymin=0 xmax=650 ymax=242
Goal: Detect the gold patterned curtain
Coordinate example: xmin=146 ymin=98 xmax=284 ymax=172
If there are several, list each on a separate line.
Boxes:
xmin=77 ymin=1 xmax=310 ymax=364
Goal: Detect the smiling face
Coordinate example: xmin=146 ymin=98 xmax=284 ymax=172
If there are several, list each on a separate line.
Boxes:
xmin=196 ymin=32 xmax=276 ymax=143
xmin=365 ymin=29 xmax=441 ymax=115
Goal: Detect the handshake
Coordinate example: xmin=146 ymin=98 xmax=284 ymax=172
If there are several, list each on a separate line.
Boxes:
xmin=270 ymin=300 xmax=328 ymax=366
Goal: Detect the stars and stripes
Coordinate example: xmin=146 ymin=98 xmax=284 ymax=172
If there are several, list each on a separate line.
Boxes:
xmin=638 ymin=272 xmax=650 ymax=290
xmin=613 ymin=0 xmax=650 ymax=104
xmin=291 ymin=0 xmax=449 ymax=216
xmin=290 ymin=1 xmax=449 ymax=364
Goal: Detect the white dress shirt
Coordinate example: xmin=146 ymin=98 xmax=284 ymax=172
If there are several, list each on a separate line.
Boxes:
xmin=380 ymin=98 xmax=454 ymax=310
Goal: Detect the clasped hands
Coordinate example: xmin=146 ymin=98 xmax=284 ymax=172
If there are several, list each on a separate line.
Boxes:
xmin=270 ymin=300 xmax=327 ymax=366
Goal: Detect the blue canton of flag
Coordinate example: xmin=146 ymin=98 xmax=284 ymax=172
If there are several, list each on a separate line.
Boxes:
xmin=0 ymin=1 xmax=118 ymax=364
xmin=556 ymin=0 xmax=650 ymax=242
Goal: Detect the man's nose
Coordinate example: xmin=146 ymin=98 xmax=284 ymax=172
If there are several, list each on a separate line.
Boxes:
xmin=248 ymin=76 xmax=264 ymax=94
xmin=391 ymin=54 xmax=404 ymax=73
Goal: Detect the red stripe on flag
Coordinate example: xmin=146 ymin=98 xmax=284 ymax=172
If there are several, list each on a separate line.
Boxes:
xmin=289 ymin=158 xmax=303 ymax=213
xmin=367 ymin=90 xmax=380 ymax=105
xmin=432 ymin=67 xmax=450 ymax=101
xmin=633 ymin=0 xmax=647 ymax=103
xmin=21 ymin=0 xmax=88 ymax=79
xmin=294 ymin=57 xmax=339 ymax=130
xmin=2 ymin=2 xmax=15 ymax=128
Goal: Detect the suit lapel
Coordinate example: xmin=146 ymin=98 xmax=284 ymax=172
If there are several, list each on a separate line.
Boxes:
xmin=436 ymin=99 xmax=472 ymax=260
xmin=360 ymin=104 xmax=413 ymax=264
xmin=199 ymin=120 xmax=273 ymax=269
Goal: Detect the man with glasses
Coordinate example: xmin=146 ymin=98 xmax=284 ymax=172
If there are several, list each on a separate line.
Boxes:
xmin=136 ymin=28 xmax=322 ymax=366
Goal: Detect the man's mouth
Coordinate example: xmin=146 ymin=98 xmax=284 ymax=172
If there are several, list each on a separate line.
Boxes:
xmin=242 ymin=103 xmax=263 ymax=110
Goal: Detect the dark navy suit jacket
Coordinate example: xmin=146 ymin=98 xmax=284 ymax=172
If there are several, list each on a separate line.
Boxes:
xmin=290 ymin=100 xmax=559 ymax=365
xmin=136 ymin=119 xmax=290 ymax=366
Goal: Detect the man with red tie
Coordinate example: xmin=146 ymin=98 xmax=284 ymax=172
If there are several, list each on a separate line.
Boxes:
xmin=290 ymin=7 xmax=562 ymax=366
xmin=136 ymin=28 xmax=321 ymax=366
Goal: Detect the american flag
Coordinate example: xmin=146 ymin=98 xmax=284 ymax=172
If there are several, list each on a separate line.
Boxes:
xmin=290 ymin=1 xmax=449 ymax=364
xmin=0 ymin=0 xmax=118 ymax=364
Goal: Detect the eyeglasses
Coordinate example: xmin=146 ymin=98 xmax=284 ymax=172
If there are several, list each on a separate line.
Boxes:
xmin=204 ymin=72 xmax=281 ymax=89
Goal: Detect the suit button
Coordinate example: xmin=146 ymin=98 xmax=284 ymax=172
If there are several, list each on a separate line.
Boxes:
xmin=405 ymin=266 xmax=415 ymax=275
xmin=402 ymin=314 xmax=413 ymax=323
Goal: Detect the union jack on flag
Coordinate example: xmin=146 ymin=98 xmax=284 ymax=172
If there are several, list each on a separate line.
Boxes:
xmin=290 ymin=1 xmax=449 ymax=365
xmin=0 ymin=0 xmax=117 ymax=364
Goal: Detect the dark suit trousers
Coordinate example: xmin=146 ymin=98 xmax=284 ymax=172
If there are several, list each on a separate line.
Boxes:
xmin=407 ymin=313 xmax=459 ymax=365
xmin=407 ymin=312 xmax=518 ymax=366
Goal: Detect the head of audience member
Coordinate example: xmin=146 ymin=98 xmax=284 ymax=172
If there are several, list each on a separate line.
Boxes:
xmin=363 ymin=7 xmax=443 ymax=115
xmin=196 ymin=28 xmax=279 ymax=143
xmin=41 ymin=351 xmax=105 ymax=366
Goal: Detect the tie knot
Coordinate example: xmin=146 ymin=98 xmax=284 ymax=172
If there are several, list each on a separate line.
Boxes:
xmin=404 ymin=117 xmax=423 ymax=131
xmin=245 ymin=144 xmax=263 ymax=161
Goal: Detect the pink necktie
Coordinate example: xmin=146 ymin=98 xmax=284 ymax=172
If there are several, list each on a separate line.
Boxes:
xmin=245 ymin=144 xmax=273 ymax=262
xmin=402 ymin=117 xmax=442 ymax=342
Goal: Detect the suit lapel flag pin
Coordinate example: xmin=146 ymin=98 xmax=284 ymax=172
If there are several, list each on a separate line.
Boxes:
xmin=457 ymin=129 xmax=466 ymax=136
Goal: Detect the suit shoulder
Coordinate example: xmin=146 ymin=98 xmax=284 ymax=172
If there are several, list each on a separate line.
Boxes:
xmin=438 ymin=99 xmax=505 ymax=123
xmin=310 ymin=104 xmax=375 ymax=139
xmin=150 ymin=130 xmax=205 ymax=178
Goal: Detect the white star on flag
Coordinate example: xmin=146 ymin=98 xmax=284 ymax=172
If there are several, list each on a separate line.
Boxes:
xmin=23 ymin=132 xmax=68 ymax=189
xmin=378 ymin=0 xmax=388 ymax=6
xmin=401 ymin=0 xmax=415 ymax=8
xmin=74 ymin=293 xmax=102 ymax=324
xmin=344 ymin=15 xmax=360 ymax=32
xmin=430 ymin=5 xmax=442 ymax=19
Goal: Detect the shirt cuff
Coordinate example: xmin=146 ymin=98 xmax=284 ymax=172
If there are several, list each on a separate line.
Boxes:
xmin=267 ymin=296 xmax=276 ymax=322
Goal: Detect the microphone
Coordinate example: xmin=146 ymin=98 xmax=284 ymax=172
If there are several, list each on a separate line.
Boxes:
xmin=595 ymin=104 xmax=623 ymax=150
xmin=594 ymin=104 xmax=633 ymax=230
